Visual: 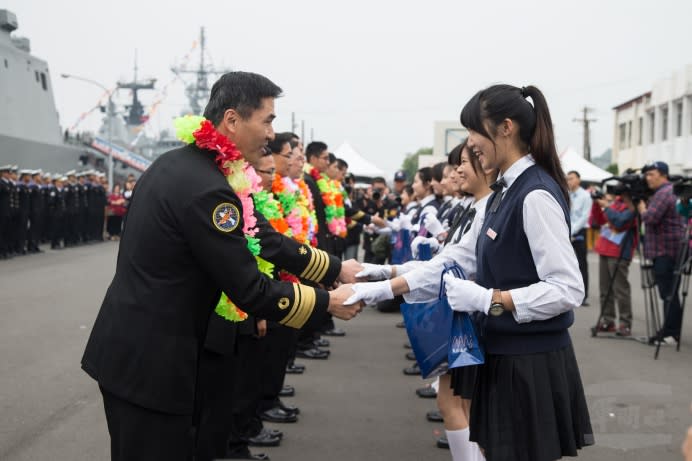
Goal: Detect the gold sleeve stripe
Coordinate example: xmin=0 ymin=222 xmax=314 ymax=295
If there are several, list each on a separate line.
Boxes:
xmin=301 ymin=248 xmax=329 ymax=282
xmin=299 ymin=249 xmax=318 ymax=279
xmin=304 ymin=249 xmax=327 ymax=281
xmin=280 ymin=285 xmax=316 ymax=329
xmin=280 ymin=283 xmax=302 ymax=327
xmin=352 ymin=210 xmax=365 ymax=221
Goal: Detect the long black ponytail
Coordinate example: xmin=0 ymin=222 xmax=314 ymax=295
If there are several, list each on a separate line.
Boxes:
xmin=460 ymin=84 xmax=569 ymax=204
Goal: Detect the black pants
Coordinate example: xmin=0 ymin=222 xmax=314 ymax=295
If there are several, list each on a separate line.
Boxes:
xmin=100 ymin=385 xmax=193 ymax=461
xmin=653 ymin=255 xmax=683 ymax=337
xmin=195 ymin=335 xmax=266 ymax=461
xmin=261 ymin=325 xmax=296 ymax=408
xmin=571 ymin=229 xmax=588 ymax=300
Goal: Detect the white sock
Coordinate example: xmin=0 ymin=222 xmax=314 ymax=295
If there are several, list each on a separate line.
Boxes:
xmin=445 ymin=428 xmax=473 ymax=461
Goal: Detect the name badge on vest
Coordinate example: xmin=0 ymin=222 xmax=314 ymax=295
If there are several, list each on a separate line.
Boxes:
xmin=486 ymin=228 xmax=497 ymax=240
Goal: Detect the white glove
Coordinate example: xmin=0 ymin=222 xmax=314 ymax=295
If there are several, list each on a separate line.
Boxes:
xmin=423 ymin=214 xmax=445 ymax=237
xmin=411 ymin=236 xmax=440 ymax=258
xmin=356 ymin=263 xmax=392 ymax=281
xmin=388 ymin=218 xmax=401 ymax=232
xmin=344 ymin=281 xmax=394 ymax=306
xmin=399 ymin=214 xmax=413 ymax=230
xmin=443 ymin=274 xmax=492 ymax=315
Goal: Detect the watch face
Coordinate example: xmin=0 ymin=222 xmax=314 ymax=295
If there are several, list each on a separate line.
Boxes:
xmin=489 ymin=304 xmax=504 ymax=316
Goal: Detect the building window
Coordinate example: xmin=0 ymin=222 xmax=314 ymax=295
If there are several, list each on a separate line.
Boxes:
xmin=627 ymin=120 xmax=632 ymax=147
xmin=649 ymin=111 xmax=655 ymax=143
xmin=35 ymin=70 xmax=39 ymax=82
xmin=40 ymin=72 xmax=47 ymax=91
xmin=638 ymin=117 xmax=643 ymax=146
xmin=3 ymin=58 xmax=7 ymax=68
xmin=675 ymin=100 xmax=683 ymax=137
xmin=661 ymin=106 xmax=668 ymax=141
xmin=619 ymin=123 xmax=627 ymax=149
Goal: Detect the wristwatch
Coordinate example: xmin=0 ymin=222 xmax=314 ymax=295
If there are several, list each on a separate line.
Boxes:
xmin=488 ymin=289 xmax=505 ymax=317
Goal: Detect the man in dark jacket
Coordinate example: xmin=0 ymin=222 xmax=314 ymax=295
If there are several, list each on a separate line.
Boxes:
xmin=81 ymin=72 xmax=363 ymax=461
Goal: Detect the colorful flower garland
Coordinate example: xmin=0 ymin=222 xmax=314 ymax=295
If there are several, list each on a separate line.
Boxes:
xmin=272 ymin=174 xmax=312 ymax=245
xmin=310 ymin=167 xmax=347 ymax=238
xmin=174 ymin=115 xmax=276 ymax=322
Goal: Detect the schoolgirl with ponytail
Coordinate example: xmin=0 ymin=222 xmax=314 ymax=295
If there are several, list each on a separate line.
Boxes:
xmin=443 ymin=84 xmax=594 ymax=461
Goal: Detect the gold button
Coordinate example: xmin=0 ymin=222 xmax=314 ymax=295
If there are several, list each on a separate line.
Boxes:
xmin=278 ymin=297 xmax=290 ymax=309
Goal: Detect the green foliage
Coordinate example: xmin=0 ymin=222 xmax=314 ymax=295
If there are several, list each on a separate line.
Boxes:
xmin=606 ymin=163 xmax=619 ymax=175
xmin=401 ymin=147 xmax=432 ymax=182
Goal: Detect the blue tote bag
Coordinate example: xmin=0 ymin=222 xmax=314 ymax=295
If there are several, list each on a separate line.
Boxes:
xmin=390 ymin=228 xmax=412 ymax=264
xmin=448 ymin=311 xmax=484 ymax=369
xmin=400 ymin=264 xmax=465 ymax=379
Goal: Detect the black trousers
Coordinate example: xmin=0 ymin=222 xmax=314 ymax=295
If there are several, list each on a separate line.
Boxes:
xmin=653 ymin=255 xmax=683 ymax=337
xmin=100 ymin=385 xmax=193 ymax=461
xmin=571 ymin=229 xmax=589 ymax=299
xmin=195 ymin=334 xmax=266 ymax=461
xmin=261 ymin=325 xmax=297 ymax=408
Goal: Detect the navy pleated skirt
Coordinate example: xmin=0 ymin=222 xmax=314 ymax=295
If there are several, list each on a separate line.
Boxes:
xmin=469 ymin=344 xmax=594 ymax=461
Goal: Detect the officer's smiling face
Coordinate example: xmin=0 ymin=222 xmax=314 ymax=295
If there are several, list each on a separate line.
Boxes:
xmin=233 ymin=97 xmax=277 ymax=165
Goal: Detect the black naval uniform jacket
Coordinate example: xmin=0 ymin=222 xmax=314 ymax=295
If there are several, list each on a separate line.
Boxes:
xmin=82 ymin=144 xmax=341 ymax=415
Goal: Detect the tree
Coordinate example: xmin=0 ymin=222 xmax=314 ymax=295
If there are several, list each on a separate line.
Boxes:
xmin=606 ymin=163 xmax=619 ymax=175
xmin=401 ymin=147 xmax=432 ymax=182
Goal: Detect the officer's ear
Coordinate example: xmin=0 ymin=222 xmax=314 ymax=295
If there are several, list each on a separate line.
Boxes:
xmin=220 ymin=109 xmax=240 ymax=137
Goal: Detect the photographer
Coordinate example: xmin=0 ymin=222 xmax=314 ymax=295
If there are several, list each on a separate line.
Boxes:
xmin=591 ymin=191 xmax=638 ymax=335
xmin=637 ymin=161 xmax=685 ymax=343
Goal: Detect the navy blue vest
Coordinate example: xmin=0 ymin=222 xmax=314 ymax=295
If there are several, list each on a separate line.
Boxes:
xmin=476 ymin=164 xmax=574 ymax=355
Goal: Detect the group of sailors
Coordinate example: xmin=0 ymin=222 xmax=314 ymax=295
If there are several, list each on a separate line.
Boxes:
xmin=0 ymin=164 xmax=108 ymax=259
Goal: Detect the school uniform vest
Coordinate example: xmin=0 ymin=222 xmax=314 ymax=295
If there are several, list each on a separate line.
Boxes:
xmin=476 ymin=165 xmax=574 ymax=355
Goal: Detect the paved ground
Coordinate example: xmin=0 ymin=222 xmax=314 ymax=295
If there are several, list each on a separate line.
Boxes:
xmin=0 ymin=243 xmax=690 ymax=460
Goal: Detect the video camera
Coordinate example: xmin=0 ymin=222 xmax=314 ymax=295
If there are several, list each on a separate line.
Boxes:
xmin=601 ymin=168 xmax=652 ymax=203
xmin=672 ymin=176 xmax=692 ymax=200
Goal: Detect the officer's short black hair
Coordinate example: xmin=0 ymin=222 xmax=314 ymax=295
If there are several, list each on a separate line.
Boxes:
xmin=268 ymin=132 xmax=292 ymax=154
xmin=336 ymin=158 xmax=348 ymax=170
xmin=306 ymin=142 xmax=328 ymax=160
xmin=203 ymin=72 xmax=283 ymax=125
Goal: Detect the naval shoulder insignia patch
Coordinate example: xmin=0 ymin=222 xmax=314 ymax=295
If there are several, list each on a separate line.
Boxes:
xmin=212 ymin=202 xmax=240 ymax=233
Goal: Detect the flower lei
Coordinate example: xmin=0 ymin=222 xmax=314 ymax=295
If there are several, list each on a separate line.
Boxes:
xmin=174 ymin=115 xmax=275 ymax=322
xmin=310 ymin=167 xmax=347 ymax=238
xmin=296 ymin=178 xmax=319 ymax=247
xmin=272 ymin=174 xmax=311 ymax=245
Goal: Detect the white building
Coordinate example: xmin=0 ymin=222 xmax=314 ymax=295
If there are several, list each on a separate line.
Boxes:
xmin=612 ymin=64 xmax=692 ymax=175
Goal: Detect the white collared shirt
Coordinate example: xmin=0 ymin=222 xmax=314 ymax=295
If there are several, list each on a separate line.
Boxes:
xmin=399 ymin=193 xmax=491 ymax=303
xmin=494 ymin=155 xmax=584 ymax=323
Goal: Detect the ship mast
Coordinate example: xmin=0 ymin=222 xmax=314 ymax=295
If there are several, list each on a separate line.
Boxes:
xmin=171 ymin=27 xmax=230 ymax=115
xmin=118 ymin=50 xmax=156 ymax=126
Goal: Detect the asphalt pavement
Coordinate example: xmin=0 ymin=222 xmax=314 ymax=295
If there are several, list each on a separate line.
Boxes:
xmin=0 ymin=243 xmax=690 ymax=460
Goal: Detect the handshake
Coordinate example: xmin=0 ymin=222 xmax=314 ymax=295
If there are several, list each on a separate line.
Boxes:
xmin=327 ymin=259 xmax=393 ymax=320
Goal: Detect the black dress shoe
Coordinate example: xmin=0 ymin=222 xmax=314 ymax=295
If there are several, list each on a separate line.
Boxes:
xmin=426 ymin=410 xmax=444 ymax=422
xmin=224 ymin=449 xmax=271 ymax=460
xmin=248 ymin=428 xmax=282 ymax=447
xmin=277 ymin=399 xmax=300 ymax=415
xmin=416 ymin=386 xmax=437 ymax=398
xmin=295 ymin=348 xmax=329 ymax=359
xmin=313 ymin=338 xmax=330 ymax=347
xmin=285 ymin=363 xmax=305 ymax=374
xmin=405 ymin=351 xmax=417 ymax=361
xmin=403 ymin=363 xmax=421 ymax=375
xmin=265 ymin=428 xmax=283 ymax=439
xmin=279 ymin=385 xmax=295 ymax=397
xmin=322 ymin=327 xmax=346 ymax=337
xmin=396 ymin=321 xmax=405 ymax=328
xmin=260 ymin=407 xmax=298 ymax=423
xmin=436 ymin=436 xmax=449 ymax=449
xmin=404 ymin=342 xmax=412 ymax=349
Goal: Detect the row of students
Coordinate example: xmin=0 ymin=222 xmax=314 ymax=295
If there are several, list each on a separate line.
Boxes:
xmin=347 ymin=84 xmax=594 ymax=461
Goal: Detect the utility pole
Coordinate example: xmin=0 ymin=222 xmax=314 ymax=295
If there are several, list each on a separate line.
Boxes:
xmin=291 ymin=112 xmax=297 ymax=134
xmin=573 ymin=106 xmax=597 ymax=161
xmin=301 ymin=120 xmax=305 ymax=143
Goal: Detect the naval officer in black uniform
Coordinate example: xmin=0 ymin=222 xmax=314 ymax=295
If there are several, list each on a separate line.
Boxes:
xmin=81 ymin=71 xmax=363 ymax=461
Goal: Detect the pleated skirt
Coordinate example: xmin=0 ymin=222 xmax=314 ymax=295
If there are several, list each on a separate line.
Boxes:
xmin=469 ymin=344 xmax=594 ymax=461
xmin=449 ymin=364 xmax=479 ymax=400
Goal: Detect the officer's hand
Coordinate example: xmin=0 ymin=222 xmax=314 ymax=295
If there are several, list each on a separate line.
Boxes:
xmin=256 ymin=319 xmax=267 ymax=338
xmin=338 ymin=259 xmax=364 ymax=284
xmin=371 ymin=215 xmax=386 ymax=227
xmin=328 ymin=284 xmax=364 ymax=320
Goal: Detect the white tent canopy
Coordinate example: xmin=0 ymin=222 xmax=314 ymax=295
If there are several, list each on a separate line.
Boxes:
xmin=333 ymin=141 xmax=386 ymax=179
xmin=559 ymin=147 xmax=612 ymax=183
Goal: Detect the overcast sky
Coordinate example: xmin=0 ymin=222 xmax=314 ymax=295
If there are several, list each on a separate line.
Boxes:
xmin=6 ymin=0 xmax=692 ymax=176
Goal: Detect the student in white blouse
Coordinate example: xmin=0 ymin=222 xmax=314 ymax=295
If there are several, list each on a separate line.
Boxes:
xmin=443 ymin=84 xmax=592 ymax=461
xmin=346 ymin=141 xmax=496 ymax=460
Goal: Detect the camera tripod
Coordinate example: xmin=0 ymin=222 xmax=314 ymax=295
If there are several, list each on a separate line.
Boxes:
xmin=653 ymin=217 xmax=690 ymax=359
xmin=590 ymin=217 xmax=663 ymax=343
